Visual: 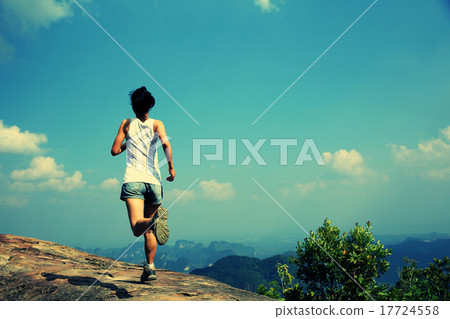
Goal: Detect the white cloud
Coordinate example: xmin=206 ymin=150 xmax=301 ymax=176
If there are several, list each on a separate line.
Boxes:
xmin=390 ymin=125 xmax=450 ymax=180
xmin=164 ymin=188 xmax=196 ymax=204
xmin=40 ymin=171 xmax=86 ymax=192
xmin=321 ymin=149 xmax=386 ymax=184
xmin=295 ymin=181 xmax=325 ymax=196
xmin=0 ymin=120 xmax=47 ymax=154
xmin=279 ymin=180 xmax=326 ymax=197
xmin=323 ymin=149 xmax=370 ymax=176
xmin=10 ymin=171 xmax=86 ymax=192
xmin=441 ymin=126 xmax=450 ymax=141
xmin=100 ymin=178 xmax=120 ymax=190
xmin=390 ymin=126 xmax=450 ymax=163
xmin=10 ymin=156 xmax=65 ymax=180
xmin=9 ymin=156 xmax=86 ymax=192
xmin=254 ymin=0 xmax=280 ymax=13
xmin=198 ymin=180 xmax=235 ymax=201
xmin=0 ymin=0 xmax=74 ymax=33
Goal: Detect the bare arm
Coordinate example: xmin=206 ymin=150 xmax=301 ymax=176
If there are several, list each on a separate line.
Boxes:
xmin=155 ymin=120 xmax=176 ymax=182
xmin=111 ymin=119 xmax=129 ymax=156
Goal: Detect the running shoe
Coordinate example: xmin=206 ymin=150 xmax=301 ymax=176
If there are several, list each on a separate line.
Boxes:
xmin=140 ymin=262 xmax=157 ymax=282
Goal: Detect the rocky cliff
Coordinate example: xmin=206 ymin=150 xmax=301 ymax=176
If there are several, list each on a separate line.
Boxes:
xmin=0 ymin=234 xmax=271 ymax=301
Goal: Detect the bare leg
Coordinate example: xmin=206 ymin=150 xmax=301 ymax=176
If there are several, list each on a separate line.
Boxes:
xmin=143 ymin=230 xmax=157 ymax=264
xmin=143 ymin=202 xmax=160 ymax=265
xmin=125 ymin=199 xmax=154 ymax=237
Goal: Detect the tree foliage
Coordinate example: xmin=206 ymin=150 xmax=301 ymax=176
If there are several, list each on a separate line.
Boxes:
xmin=390 ymin=257 xmax=449 ymax=301
xmin=288 ymin=219 xmax=391 ymax=300
xmin=256 ymin=281 xmax=282 ymax=300
xmin=258 ymin=219 xmax=449 ymax=301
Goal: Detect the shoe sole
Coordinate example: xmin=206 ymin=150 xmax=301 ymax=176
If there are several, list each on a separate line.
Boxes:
xmin=155 ymin=207 xmax=169 ymax=245
xmin=141 ymin=275 xmax=157 ymax=282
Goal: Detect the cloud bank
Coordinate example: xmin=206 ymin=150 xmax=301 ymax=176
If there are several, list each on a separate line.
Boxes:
xmin=9 ymin=156 xmax=86 ymax=192
xmin=0 ymin=120 xmax=48 ymax=154
xmin=100 ymin=178 xmax=120 ymax=190
xmin=390 ymin=125 xmax=450 ymax=180
xmin=164 ymin=188 xmax=197 ymax=204
xmin=279 ymin=180 xmax=326 ymax=197
xmin=0 ymin=0 xmax=74 ymax=33
xmin=199 ymin=179 xmax=235 ymax=201
xmin=10 ymin=156 xmax=64 ymax=180
xmin=323 ymin=149 xmax=371 ymax=177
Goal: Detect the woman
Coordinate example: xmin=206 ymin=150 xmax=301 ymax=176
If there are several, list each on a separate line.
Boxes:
xmin=111 ymin=86 xmax=176 ymax=282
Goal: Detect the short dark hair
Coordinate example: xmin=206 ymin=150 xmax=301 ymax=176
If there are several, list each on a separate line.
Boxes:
xmin=129 ymin=86 xmax=155 ymax=116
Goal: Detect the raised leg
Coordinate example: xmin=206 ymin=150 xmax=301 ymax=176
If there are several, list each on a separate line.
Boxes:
xmin=125 ymin=198 xmax=153 ymax=237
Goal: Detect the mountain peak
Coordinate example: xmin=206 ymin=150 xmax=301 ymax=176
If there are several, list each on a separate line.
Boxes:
xmin=0 ymin=234 xmax=270 ymax=301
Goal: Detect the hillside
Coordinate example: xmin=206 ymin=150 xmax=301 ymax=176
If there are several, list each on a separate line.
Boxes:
xmin=191 ymin=253 xmax=298 ymax=292
xmin=190 ymin=238 xmax=450 ymax=293
xmin=0 ymin=234 xmax=271 ymax=301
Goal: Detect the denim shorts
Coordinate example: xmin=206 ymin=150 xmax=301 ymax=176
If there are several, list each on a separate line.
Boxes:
xmin=120 ymin=182 xmax=163 ymax=204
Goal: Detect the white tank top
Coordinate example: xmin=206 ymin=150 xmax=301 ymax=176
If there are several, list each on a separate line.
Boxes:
xmin=123 ymin=118 xmax=162 ymax=185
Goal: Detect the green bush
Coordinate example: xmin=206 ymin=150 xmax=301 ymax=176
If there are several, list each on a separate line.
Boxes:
xmin=390 ymin=257 xmax=449 ymax=301
xmin=256 ymin=281 xmax=282 ymax=300
xmin=257 ymin=218 xmax=449 ymax=301
xmin=288 ymin=219 xmax=391 ymax=300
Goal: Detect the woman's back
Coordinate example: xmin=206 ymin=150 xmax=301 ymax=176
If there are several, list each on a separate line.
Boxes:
xmin=123 ymin=118 xmax=162 ymax=185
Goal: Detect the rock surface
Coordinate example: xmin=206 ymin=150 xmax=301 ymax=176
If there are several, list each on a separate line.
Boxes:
xmin=0 ymin=234 xmax=272 ymax=301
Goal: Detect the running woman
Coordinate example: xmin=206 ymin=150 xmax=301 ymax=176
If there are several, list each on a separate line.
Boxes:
xmin=111 ymin=86 xmax=176 ymax=282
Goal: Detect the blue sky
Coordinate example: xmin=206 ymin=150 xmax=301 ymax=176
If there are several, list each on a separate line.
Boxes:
xmin=0 ymin=0 xmax=449 ymax=249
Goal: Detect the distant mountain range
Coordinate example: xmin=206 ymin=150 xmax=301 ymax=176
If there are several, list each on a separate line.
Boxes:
xmin=80 ymin=235 xmax=450 ymax=293
xmin=380 ymin=238 xmax=450 ymax=284
xmin=190 ymin=238 xmax=450 ymax=292
xmin=80 ymin=239 xmax=256 ymax=273
xmin=234 ymin=232 xmax=450 ymax=258
xmin=375 ymin=232 xmax=450 ymax=245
